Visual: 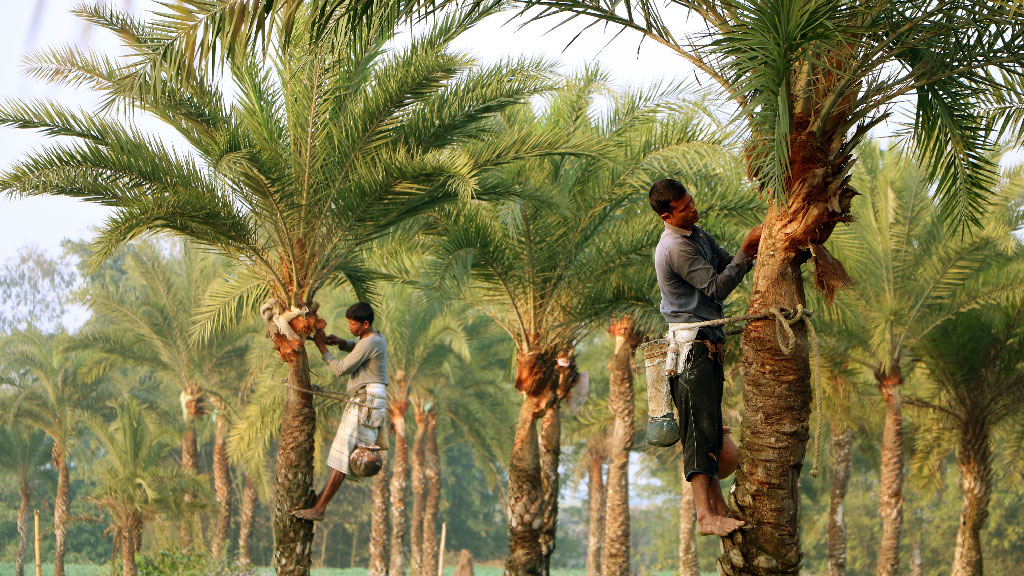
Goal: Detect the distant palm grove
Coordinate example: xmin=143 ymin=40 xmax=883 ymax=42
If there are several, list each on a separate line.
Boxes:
xmin=2 ymin=2 xmax=1024 ymax=576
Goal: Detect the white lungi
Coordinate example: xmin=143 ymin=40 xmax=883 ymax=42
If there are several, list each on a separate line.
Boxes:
xmin=327 ymin=383 xmax=387 ymax=473
xmin=664 ymin=323 xmax=700 ymax=375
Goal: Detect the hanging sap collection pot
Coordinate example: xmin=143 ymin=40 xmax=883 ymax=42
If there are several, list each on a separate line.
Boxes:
xmin=641 ymin=340 xmax=680 ymax=447
xmin=349 ymin=444 xmax=383 ymax=477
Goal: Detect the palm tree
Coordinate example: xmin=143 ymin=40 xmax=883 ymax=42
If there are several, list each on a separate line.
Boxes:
xmin=0 ymin=3 xmax=566 ymax=572
xmin=87 ymin=400 xmax=203 ymax=576
xmin=2 ymin=330 xmax=107 ymax=576
xmin=427 ymin=69 xmax=750 ymax=574
xmin=0 ymin=424 xmax=52 ymax=576
xmin=826 ymin=143 xmax=1024 ymax=574
xmin=75 ymin=241 xmax=250 ymax=551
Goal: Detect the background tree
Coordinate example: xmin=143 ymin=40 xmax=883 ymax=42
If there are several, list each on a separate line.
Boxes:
xmin=0 ymin=425 xmax=53 ymax=576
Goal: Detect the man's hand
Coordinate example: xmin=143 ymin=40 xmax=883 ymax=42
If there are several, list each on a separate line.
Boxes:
xmin=314 ymin=329 xmax=328 ymax=356
xmin=324 ymin=334 xmax=343 ymax=346
xmin=740 ymin=224 xmax=763 ymax=256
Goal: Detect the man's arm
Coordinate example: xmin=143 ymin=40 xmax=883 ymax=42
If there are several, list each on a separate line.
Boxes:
xmin=322 ymin=337 xmax=372 ymax=377
xmin=669 ymin=241 xmax=752 ymax=301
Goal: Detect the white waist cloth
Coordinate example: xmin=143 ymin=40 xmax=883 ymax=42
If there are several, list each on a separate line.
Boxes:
xmin=326 ymin=384 xmax=387 ymax=474
xmin=665 ymin=322 xmax=701 ymax=376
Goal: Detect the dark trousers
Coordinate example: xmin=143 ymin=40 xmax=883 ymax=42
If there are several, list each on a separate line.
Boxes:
xmin=670 ymin=341 xmax=724 ymax=480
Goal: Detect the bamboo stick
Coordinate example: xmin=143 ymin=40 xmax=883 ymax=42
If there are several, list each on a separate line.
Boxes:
xmin=437 ymin=522 xmax=446 ymax=576
xmin=34 ymin=510 xmax=41 ymax=576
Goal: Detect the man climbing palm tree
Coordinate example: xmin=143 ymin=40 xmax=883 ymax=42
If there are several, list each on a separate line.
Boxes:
xmin=650 ymin=178 xmax=760 ymax=537
xmin=294 ymin=302 xmax=388 ymax=522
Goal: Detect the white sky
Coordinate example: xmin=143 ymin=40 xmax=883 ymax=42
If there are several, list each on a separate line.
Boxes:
xmin=0 ymin=1 xmax=699 ymax=264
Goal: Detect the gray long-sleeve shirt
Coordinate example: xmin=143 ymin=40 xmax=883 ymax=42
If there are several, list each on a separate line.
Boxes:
xmin=655 ymin=223 xmax=753 ymax=341
xmin=322 ymin=331 xmax=389 ymax=395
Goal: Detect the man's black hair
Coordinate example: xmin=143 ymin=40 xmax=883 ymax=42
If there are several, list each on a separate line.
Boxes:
xmin=346 ymin=302 xmax=374 ymax=324
xmin=649 ymin=178 xmax=690 ymax=214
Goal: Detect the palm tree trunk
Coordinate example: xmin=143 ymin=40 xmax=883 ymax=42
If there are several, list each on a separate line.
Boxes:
xmin=603 ymin=322 xmax=637 ymax=576
xmin=273 ymin=346 xmax=317 ymax=576
xmin=410 ymin=407 xmax=428 ymax=576
xmin=876 ymin=374 xmax=904 ymax=576
xmin=53 ymin=446 xmax=70 ymax=576
xmin=181 ymin=423 xmax=198 ymax=548
xmin=212 ymin=411 xmax=233 ymax=560
xmin=121 ymin=518 xmax=139 ymax=576
xmin=720 ymin=210 xmax=813 ymax=576
xmin=238 ymin=474 xmax=257 ymax=567
xmin=679 ymin=455 xmax=698 ymax=576
xmin=539 ymin=400 xmax=561 ymax=574
xmin=585 ymin=442 xmax=605 ymax=576
xmin=951 ymin=420 xmax=992 ymax=576
xmin=826 ymin=427 xmax=853 ymax=576
xmin=422 ymin=412 xmax=441 ymax=576
xmin=506 ymin=393 xmax=545 ymax=576
xmin=389 ymin=403 xmax=411 ymax=576
xmin=369 ymin=452 xmax=390 ymax=576
xmin=16 ymin=478 xmax=30 ymax=576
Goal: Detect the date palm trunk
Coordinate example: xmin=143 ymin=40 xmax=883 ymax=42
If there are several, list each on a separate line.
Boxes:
xmin=585 ymin=442 xmax=605 ymax=576
xmin=273 ymin=346 xmax=317 ymax=576
xmin=212 ymin=409 xmax=233 ymax=560
xmin=506 ymin=350 xmax=556 ymax=576
xmin=603 ymin=320 xmax=638 ymax=576
xmin=720 ymin=208 xmax=813 ymax=576
xmin=951 ymin=419 xmax=991 ymax=576
xmin=539 ymin=400 xmax=561 ymax=574
xmin=53 ymin=444 xmax=70 ymax=576
xmin=876 ymin=372 xmax=904 ymax=576
xmin=16 ymin=478 xmax=30 ymax=576
xmin=238 ymin=474 xmax=257 ymax=567
xmin=120 ymin=517 xmax=139 ymax=576
xmin=422 ymin=411 xmax=441 ymax=576
xmin=369 ymin=452 xmax=390 ymax=576
xmin=826 ymin=427 xmax=853 ymax=576
xmin=679 ymin=455 xmax=698 ymax=576
xmin=389 ymin=401 xmax=411 ymax=576
xmin=410 ymin=407 xmax=427 ymax=576
xmin=180 ymin=423 xmax=198 ymax=548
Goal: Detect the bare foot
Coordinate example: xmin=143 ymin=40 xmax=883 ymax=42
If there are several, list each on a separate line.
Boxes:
xmin=697 ymin=514 xmax=745 ymax=536
xmin=292 ymin=508 xmax=325 ymax=522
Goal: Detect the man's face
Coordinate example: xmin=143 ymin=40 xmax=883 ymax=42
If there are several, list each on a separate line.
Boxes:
xmin=660 ymin=192 xmax=699 ymax=229
xmin=348 ymin=318 xmax=371 ymax=337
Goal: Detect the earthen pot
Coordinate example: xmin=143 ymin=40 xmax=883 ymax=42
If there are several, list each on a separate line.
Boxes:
xmin=349 ymin=444 xmax=383 ymax=477
xmin=719 ymin=426 xmax=738 ymax=479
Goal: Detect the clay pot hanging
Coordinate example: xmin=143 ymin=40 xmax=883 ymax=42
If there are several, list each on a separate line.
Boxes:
xmin=349 ymin=444 xmax=383 ymax=477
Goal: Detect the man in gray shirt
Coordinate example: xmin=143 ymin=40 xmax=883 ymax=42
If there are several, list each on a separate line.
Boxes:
xmin=294 ymin=302 xmax=388 ymax=521
xmin=650 ymin=178 xmax=760 ymax=536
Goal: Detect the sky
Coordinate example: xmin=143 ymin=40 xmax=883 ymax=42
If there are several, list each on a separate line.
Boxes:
xmin=0 ymin=1 xmax=700 ymax=265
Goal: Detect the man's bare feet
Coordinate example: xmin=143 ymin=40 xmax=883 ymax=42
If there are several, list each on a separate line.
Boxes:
xmin=292 ymin=508 xmax=325 ymax=522
xmin=697 ymin=514 xmax=745 ymax=536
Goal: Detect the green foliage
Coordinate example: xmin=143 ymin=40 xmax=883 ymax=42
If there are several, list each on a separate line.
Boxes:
xmin=137 ymin=548 xmax=257 ymax=576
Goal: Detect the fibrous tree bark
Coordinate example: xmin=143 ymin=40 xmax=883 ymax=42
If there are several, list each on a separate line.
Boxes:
xmin=389 ymin=398 xmax=411 ymax=576
xmin=53 ymin=444 xmax=70 ymax=576
xmin=369 ymin=452 xmax=390 ymax=576
xmin=16 ymin=478 xmax=30 ymax=576
xmin=679 ymin=455 xmax=698 ymax=576
xmin=585 ymin=440 xmax=605 ymax=576
xmin=238 ymin=474 xmax=257 ymax=567
xmin=876 ymin=371 xmax=904 ymax=576
xmin=180 ymin=386 xmax=202 ymax=550
xmin=951 ymin=418 xmax=992 ymax=576
xmin=539 ymin=401 xmax=561 ymax=574
xmin=211 ymin=406 xmax=233 ymax=560
xmin=826 ymin=427 xmax=853 ymax=576
xmin=410 ymin=407 xmax=428 ymax=576
xmin=273 ymin=348 xmax=317 ymax=576
xmin=422 ymin=411 xmax=441 ymax=576
xmin=603 ymin=318 xmax=640 ymax=576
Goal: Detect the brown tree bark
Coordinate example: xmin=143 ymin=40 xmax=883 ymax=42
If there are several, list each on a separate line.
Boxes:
xmin=679 ymin=455 xmax=698 ymax=576
xmin=369 ymin=452 xmax=391 ymax=576
xmin=389 ymin=400 xmax=411 ymax=576
xmin=16 ymin=478 xmax=30 ymax=576
xmin=506 ymin=350 xmax=556 ymax=576
xmin=539 ymin=400 xmax=561 ymax=574
xmin=951 ymin=420 xmax=992 ymax=576
xmin=826 ymin=427 xmax=853 ymax=576
xmin=720 ymin=210 xmax=813 ymax=576
xmin=410 ymin=406 xmax=428 ymax=576
xmin=120 ymin=518 xmax=139 ymax=576
xmin=454 ymin=549 xmax=475 ymax=576
xmin=180 ymin=423 xmax=198 ymax=549
xmin=603 ymin=319 xmax=639 ymax=576
xmin=212 ymin=409 xmax=233 ymax=560
xmin=876 ymin=372 xmax=903 ymax=576
xmin=422 ymin=411 xmax=441 ymax=576
xmin=273 ymin=347 xmax=317 ymax=576
xmin=53 ymin=445 xmax=70 ymax=576
xmin=238 ymin=474 xmax=257 ymax=567
xmin=585 ymin=441 xmax=605 ymax=576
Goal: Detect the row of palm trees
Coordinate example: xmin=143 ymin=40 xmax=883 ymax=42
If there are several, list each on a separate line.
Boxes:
xmin=4 ymin=1 xmax=1024 ymax=576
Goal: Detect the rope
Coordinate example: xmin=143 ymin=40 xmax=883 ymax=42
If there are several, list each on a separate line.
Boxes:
xmin=645 ymin=305 xmax=824 ymax=479
xmin=280 ymin=379 xmax=371 ymax=407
